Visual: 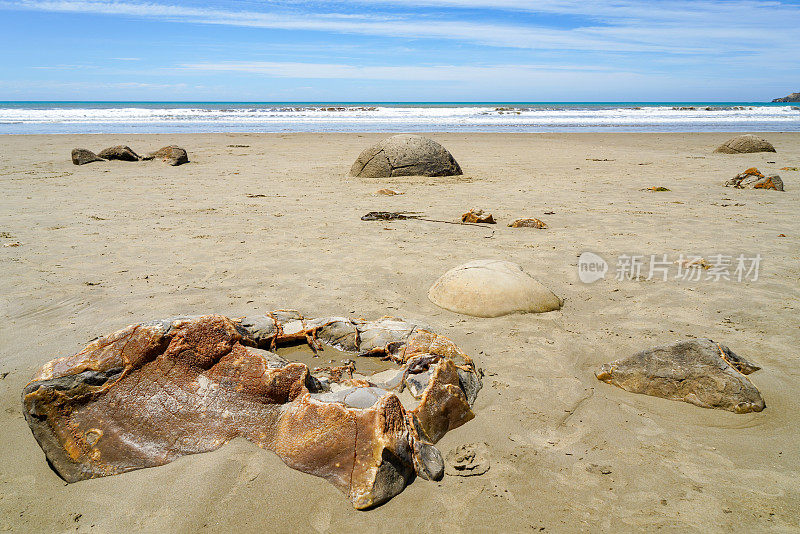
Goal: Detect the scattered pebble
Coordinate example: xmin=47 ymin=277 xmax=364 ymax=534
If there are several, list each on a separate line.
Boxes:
xmin=675 ymin=257 xmax=711 ymax=270
xmin=586 ymin=464 xmax=613 ymax=475
xmin=508 ymin=218 xmax=548 ymax=229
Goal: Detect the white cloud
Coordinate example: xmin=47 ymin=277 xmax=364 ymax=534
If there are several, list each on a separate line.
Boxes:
xmin=181 ymin=60 xmax=620 ymax=81
xmin=4 ymin=0 xmax=799 ymax=57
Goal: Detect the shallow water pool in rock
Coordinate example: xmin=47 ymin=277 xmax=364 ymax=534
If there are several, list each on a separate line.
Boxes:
xmin=275 ymin=343 xmax=398 ymax=375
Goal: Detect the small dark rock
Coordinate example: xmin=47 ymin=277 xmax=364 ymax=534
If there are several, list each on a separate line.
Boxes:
xmin=71 ymin=148 xmax=104 ymax=165
xmin=97 ymin=145 xmax=140 ymax=161
xmin=361 ymin=211 xmax=417 ymax=221
xmin=586 ymin=464 xmax=613 ymax=475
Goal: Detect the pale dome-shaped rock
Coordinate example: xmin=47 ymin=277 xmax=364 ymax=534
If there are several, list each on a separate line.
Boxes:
xmin=350 ymin=134 xmax=462 ymax=178
xmin=714 ymin=135 xmax=776 ymax=154
xmin=428 ymin=260 xmax=562 ymax=318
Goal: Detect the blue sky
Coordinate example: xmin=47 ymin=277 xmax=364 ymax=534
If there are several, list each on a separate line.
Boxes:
xmin=0 ymin=0 xmax=798 ymax=101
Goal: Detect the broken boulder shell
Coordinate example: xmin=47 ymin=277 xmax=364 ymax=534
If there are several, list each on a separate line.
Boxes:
xmin=428 ymin=260 xmax=562 ymax=318
xmin=596 ymin=338 xmax=765 ymax=413
xmin=725 ymin=168 xmax=784 ymax=191
xmin=22 ymin=311 xmax=482 ymax=510
xmin=461 ymin=209 xmax=495 ymax=224
xmin=350 ymin=134 xmax=462 ymax=178
xmin=714 ymin=135 xmax=776 ymax=154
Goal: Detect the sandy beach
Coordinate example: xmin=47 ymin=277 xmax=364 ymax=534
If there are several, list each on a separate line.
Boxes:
xmin=1 ymin=132 xmax=799 ymax=532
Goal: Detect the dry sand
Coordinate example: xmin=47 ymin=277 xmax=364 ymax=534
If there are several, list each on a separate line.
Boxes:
xmin=1 ymin=132 xmax=798 ymax=533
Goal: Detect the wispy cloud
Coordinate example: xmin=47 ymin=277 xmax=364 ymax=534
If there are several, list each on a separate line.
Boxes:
xmin=5 ymin=0 xmax=798 ymax=56
xmin=182 ymin=61 xmax=616 ymax=81
xmin=3 ymin=0 xmax=799 ymax=100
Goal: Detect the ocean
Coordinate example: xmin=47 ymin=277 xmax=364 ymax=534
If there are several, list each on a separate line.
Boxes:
xmin=0 ymin=102 xmax=798 ymax=134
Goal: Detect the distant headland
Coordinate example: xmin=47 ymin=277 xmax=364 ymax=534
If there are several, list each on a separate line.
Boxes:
xmin=772 ymin=92 xmax=800 ymax=102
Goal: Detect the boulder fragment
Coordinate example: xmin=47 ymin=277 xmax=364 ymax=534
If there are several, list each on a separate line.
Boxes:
xmin=350 ymin=134 xmax=462 ymax=178
xmin=145 ymin=145 xmax=189 ymax=166
xmin=22 ymin=311 xmax=482 ymax=509
xmin=461 ymin=209 xmax=495 ymax=224
xmin=508 ymin=218 xmax=547 ymax=229
xmin=725 ymin=168 xmax=784 ymax=190
xmin=97 ymin=145 xmax=141 ymax=161
xmin=71 ymin=148 xmax=104 ymax=165
xmin=714 ymin=135 xmax=776 ymax=154
xmin=595 ymin=339 xmax=765 ymax=413
xmin=428 ymin=260 xmax=562 ymax=318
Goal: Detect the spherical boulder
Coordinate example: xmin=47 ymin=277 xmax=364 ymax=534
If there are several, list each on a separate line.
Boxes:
xmin=350 ymin=134 xmax=462 ymax=178
xmin=714 ymin=135 xmax=776 ymax=154
xmin=428 ymin=260 xmax=562 ymax=318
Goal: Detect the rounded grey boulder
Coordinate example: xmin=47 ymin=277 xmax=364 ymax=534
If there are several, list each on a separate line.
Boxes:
xmin=350 ymin=134 xmax=462 ymax=178
xmin=714 ymin=135 xmax=776 ymax=154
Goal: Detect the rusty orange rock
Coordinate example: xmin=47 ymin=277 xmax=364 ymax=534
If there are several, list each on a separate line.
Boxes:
xmin=22 ymin=312 xmax=482 ymax=509
xmin=461 ymin=209 xmax=495 ymax=224
xmin=753 ymin=177 xmax=781 ymax=190
xmin=725 ymin=169 xmax=784 ymax=191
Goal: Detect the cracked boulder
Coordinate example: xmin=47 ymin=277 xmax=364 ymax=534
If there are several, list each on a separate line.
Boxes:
xmin=22 ymin=311 xmax=482 ymax=510
xmin=725 ymin=168 xmax=784 ymax=190
xmin=428 ymin=259 xmax=562 ymax=318
xmin=144 ymin=145 xmax=189 ymax=166
xmin=97 ymin=145 xmax=141 ymax=161
xmin=714 ymin=135 xmax=776 ymax=154
xmin=350 ymin=134 xmax=462 ymax=178
xmin=71 ymin=148 xmax=104 ymax=165
xmin=596 ymin=339 xmax=765 ymax=413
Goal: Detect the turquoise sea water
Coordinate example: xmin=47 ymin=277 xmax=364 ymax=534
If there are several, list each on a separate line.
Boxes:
xmin=0 ymin=101 xmax=797 ymax=134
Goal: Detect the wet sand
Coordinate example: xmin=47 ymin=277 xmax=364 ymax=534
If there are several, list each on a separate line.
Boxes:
xmin=1 ymin=132 xmax=799 ymax=532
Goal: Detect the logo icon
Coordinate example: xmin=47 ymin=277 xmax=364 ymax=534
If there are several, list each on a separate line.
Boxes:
xmin=578 ymin=252 xmax=608 ymax=283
